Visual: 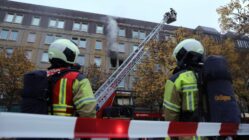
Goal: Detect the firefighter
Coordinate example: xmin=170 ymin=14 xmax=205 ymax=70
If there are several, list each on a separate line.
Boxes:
xmin=48 ymin=38 xmax=96 ymax=117
xmin=163 ymin=39 xmax=204 ymax=140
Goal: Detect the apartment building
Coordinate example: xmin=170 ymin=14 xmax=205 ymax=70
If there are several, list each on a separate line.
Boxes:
xmin=0 ymin=0 xmax=248 ymax=92
xmin=0 ymin=0 xmax=178 ymax=90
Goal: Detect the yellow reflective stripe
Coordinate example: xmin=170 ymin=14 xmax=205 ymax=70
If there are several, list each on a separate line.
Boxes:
xmin=53 ymin=113 xmax=72 ymax=116
xmin=53 ymin=104 xmax=73 ymax=108
xmin=186 ymin=92 xmax=195 ymax=111
xmin=75 ymin=97 xmax=96 ymax=109
xmin=186 ymin=92 xmax=190 ymax=110
xmin=59 ymin=79 xmax=67 ymax=104
xmin=182 ymin=85 xmax=198 ymax=92
xmin=53 ymin=104 xmax=73 ymax=111
xmin=163 ymin=100 xmax=180 ymax=112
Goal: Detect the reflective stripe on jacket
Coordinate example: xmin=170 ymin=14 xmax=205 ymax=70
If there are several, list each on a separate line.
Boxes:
xmin=52 ymin=71 xmax=79 ymax=116
xmin=163 ymin=70 xmax=198 ymax=121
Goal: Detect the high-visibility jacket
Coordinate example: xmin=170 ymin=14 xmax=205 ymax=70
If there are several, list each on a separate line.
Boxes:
xmin=163 ymin=70 xmax=199 ymax=121
xmin=49 ymin=68 xmax=96 ymax=117
xmin=163 ymin=70 xmax=203 ymax=140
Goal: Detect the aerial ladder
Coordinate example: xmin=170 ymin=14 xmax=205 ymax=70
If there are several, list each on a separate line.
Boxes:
xmin=95 ymin=8 xmax=177 ymax=117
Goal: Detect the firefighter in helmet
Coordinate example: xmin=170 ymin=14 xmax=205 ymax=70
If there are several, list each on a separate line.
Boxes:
xmin=48 ymin=38 xmax=96 ymax=117
xmin=163 ymin=39 xmax=204 ymax=140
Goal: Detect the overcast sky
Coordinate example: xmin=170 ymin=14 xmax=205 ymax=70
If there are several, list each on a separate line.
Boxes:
xmin=11 ymin=0 xmax=230 ymax=32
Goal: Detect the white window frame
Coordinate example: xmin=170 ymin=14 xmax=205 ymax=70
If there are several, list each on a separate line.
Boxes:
xmin=95 ymin=40 xmax=102 ymax=50
xmin=132 ymin=30 xmax=139 ymax=39
xmin=118 ymin=43 xmax=125 ymax=53
xmin=27 ymin=32 xmax=36 ymax=43
xmin=73 ymin=22 xmax=88 ymax=32
xmin=0 ymin=29 xmax=9 ymax=40
xmin=48 ymin=18 xmax=65 ymax=29
xmin=31 ymin=16 xmax=41 ymax=26
xmin=79 ymin=38 xmax=87 ymax=48
xmin=41 ymin=52 xmax=49 ymax=62
xmin=76 ymin=55 xmax=85 ymax=66
xmin=81 ymin=23 xmax=88 ymax=32
xmin=139 ymin=31 xmax=146 ymax=40
xmin=72 ymin=37 xmax=87 ymax=48
xmin=118 ymin=28 xmax=125 ymax=37
xmin=9 ymin=30 xmax=18 ymax=41
xmin=44 ymin=34 xmax=62 ymax=44
xmin=0 ymin=29 xmax=18 ymax=41
xmin=4 ymin=13 xmax=23 ymax=24
xmin=96 ymin=25 xmax=104 ymax=34
xmin=132 ymin=45 xmax=139 ymax=52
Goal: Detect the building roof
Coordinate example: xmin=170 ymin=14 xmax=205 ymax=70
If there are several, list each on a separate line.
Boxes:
xmin=195 ymin=26 xmax=220 ymax=35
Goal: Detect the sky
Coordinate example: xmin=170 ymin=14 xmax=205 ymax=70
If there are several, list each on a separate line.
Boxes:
xmin=11 ymin=0 xmax=230 ymax=32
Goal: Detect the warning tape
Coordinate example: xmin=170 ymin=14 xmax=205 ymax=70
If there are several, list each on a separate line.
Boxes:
xmin=0 ymin=112 xmax=249 ymax=138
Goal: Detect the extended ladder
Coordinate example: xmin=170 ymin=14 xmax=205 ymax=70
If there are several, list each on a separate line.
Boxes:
xmin=95 ymin=9 xmax=177 ymax=111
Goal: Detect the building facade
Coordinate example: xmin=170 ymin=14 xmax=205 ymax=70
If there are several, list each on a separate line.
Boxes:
xmin=0 ymin=0 xmax=248 ymax=92
xmin=0 ymin=0 xmax=177 ymax=90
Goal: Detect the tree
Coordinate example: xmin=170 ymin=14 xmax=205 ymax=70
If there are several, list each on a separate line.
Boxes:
xmin=0 ymin=48 xmax=35 ymax=110
xmin=217 ymin=0 xmax=249 ymax=36
xmin=133 ymin=28 xmax=247 ymax=110
xmin=81 ymin=64 xmax=109 ymax=92
xmin=133 ymin=40 xmax=176 ymax=111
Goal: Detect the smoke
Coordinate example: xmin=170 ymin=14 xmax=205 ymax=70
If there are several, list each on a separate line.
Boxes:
xmin=106 ymin=16 xmax=118 ymax=54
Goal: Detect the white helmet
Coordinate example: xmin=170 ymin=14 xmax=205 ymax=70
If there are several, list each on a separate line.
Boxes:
xmin=173 ymin=38 xmax=204 ymax=62
xmin=48 ymin=39 xmax=80 ymax=64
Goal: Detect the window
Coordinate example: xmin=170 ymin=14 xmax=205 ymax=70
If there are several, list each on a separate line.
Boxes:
xmin=132 ymin=31 xmax=139 ymax=38
xmin=72 ymin=37 xmax=87 ymax=48
xmin=117 ymin=98 xmax=130 ymax=105
xmin=76 ymin=55 xmax=85 ymax=66
xmin=118 ymin=43 xmax=125 ymax=53
xmin=118 ymin=28 xmax=125 ymax=37
xmin=9 ymin=30 xmax=18 ymax=41
xmin=31 ymin=16 xmax=41 ymax=26
xmin=25 ymin=51 xmax=32 ymax=60
xmin=0 ymin=29 xmax=18 ymax=41
xmin=132 ymin=45 xmax=139 ymax=52
xmin=14 ymin=15 xmax=23 ymax=24
xmin=44 ymin=34 xmax=54 ymax=44
xmin=6 ymin=48 xmax=13 ymax=57
xmin=81 ymin=23 xmax=88 ymax=32
xmin=49 ymin=19 xmax=56 ymax=27
xmin=41 ymin=52 xmax=48 ymax=62
xmin=79 ymin=39 xmax=87 ymax=48
xmin=44 ymin=34 xmax=62 ymax=44
xmin=94 ymin=57 xmax=101 ymax=67
xmin=0 ymin=29 xmax=9 ymax=40
xmin=139 ymin=32 xmax=146 ymax=40
xmin=96 ymin=25 xmax=103 ymax=34
xmin=49 ymin=19 xmax=64 ymax=29
xmin=132 ymin=30 xmax=146 ymax=39
xmin=5 ymin=13 xmax=14 ymax=22
xmin=27 ymin=33 xmax=36 ymax=43
xmin=73 ymin=22 xmax=88 ymax=32
xmin=5 ymin=13 xmax=23 ymax=24
xmin=95 ymin=40 xmax=102 ymax=50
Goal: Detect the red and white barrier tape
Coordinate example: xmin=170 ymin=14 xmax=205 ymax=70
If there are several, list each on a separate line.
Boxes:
xmin=0 ymin=112 xmax=249 ymax=138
